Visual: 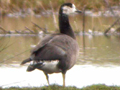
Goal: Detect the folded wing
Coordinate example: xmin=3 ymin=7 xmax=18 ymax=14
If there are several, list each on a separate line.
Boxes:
xmin=31 ymin=43 xmax=66 ymax=61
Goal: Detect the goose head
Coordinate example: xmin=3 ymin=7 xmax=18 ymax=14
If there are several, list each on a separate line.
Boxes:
xmin=60 ymin=3 xmax=82 ymax=15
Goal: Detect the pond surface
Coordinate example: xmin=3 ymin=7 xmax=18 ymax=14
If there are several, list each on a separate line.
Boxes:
xmin=0 ymin=35 xmax=120 ymax=88
xmin=0 ymin=15 xmax=120 ymax=88
xmin=0 ymin=35 xmax=120 ymax=66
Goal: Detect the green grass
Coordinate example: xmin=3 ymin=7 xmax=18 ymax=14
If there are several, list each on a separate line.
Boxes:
xmin=1 ymin=84 xmax=120 ymax=90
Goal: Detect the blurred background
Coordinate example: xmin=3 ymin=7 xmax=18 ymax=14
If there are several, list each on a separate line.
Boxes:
xmin=0 ymin=0 xmax=120 ymax=64
xmin=0 ymin=0 xmax=120 ymax=88
xmin=0 ymin=0 xmax=120 ymax=31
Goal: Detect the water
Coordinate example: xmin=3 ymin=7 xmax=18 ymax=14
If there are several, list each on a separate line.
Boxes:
xmin=1 ymin=35 xmax=120 ymax=66
xmin=77 ymin=35 xmax=120 ymax=66
xmin=0 ymin=15 xmax=120 ymax=88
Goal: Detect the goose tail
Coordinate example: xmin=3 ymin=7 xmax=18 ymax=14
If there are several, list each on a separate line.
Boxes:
xmin=20 ymin=58 xmax=32 ymax=65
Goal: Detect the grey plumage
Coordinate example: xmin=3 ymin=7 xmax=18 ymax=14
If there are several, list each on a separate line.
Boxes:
xmin=21 ymin=3 xmax=81 ymax=87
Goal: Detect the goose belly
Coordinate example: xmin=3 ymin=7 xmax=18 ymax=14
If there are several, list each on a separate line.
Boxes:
xmin=37 ymin=60 xmax=61 ymax=74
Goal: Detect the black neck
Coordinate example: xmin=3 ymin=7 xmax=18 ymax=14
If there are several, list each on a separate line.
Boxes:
xmin=59 ymin=10 xmax=76 ymax=39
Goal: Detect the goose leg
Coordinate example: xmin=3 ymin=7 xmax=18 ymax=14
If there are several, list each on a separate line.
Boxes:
xmin=44 ymin=72 xmax=50 ymax=85
xmin=62 ymin=72 xmax=66 ymax=87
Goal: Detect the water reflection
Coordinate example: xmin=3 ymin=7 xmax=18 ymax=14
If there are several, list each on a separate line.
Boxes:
xmin=0 ymin=35 xmax=120 ymax=88
xmin=0 ymin=15 xmax=117 ymax=33
xmin=78 ymin=35 xmax=120 ymax=66
xmin=0 ymin=35 xmax=120 ymax=66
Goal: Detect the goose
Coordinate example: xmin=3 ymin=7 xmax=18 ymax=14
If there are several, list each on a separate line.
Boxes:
xmin=21 ymin=3 xmax=81 ymax=87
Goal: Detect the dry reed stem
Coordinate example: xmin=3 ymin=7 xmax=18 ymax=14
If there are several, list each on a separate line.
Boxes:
xmin=50 ymin=1 xmax=58 ymax=30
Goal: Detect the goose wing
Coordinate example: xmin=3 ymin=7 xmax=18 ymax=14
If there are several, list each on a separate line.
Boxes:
xmin=31 ymin=34 xmax=56 ymax=54
xmin=21 ymin=41 xmax=66 ymax=65
xmin=21 ymin=34 xmax=67 ymax=65
xmin=31 ymin=34 xmax=67 ymax=61
xmin=31 ymin=43 xmax=66 ymax=61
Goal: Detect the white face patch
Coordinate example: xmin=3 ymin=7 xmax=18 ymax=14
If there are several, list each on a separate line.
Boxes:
xmin=72 ymin=4 xmax=76 ymax=11
xmin=62 ymin=4 xmax=77 ymax=15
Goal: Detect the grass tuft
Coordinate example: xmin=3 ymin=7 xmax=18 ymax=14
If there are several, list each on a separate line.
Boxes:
xmin=1 ymin=84 xmax=120 ymax=90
